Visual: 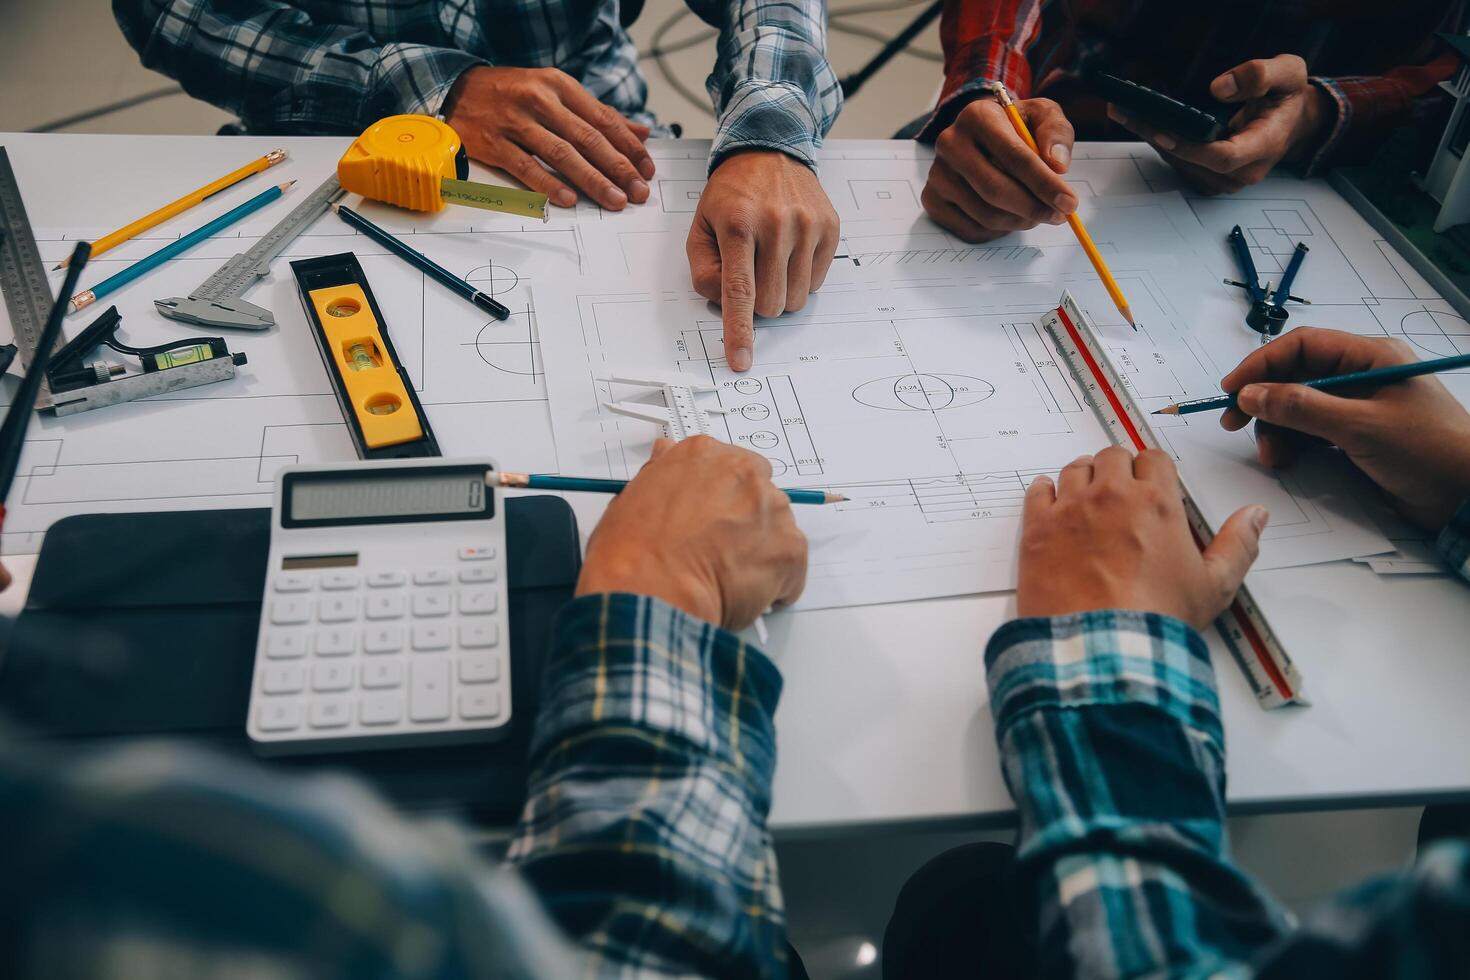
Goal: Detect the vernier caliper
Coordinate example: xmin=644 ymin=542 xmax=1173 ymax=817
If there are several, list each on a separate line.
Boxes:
xmin=600 ymin=375 xmax=729 ymax=438
xmin=154 ymin=174 xmax=344 ymax=330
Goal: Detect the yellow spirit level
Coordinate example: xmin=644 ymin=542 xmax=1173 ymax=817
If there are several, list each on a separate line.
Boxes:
xmin=338 ymin=114 xmax=549 ymax=221
xmin=290 ymin=252 xmax=441 ymax=459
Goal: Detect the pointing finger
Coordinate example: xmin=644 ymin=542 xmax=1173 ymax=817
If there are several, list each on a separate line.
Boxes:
xmin=716 ymin=217 xmax=758 ymax=372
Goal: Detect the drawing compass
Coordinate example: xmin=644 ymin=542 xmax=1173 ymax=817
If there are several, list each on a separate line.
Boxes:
xmin=600 ymin=375 xmax=729 ymax=439
xmin=1223 ymin=224 xmax=1310 ymax=343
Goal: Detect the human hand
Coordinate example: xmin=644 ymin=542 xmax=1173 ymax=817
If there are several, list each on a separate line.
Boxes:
xmin=444 ymin=66 xmax=655 ymax=211
xmin=687 ymin=150 xmax=840 ymax=372
xmin=921 ymin=95 xmax=1078 ymax=241
xmin=575 ymin=436 xmax=808 ymax=630
xmin=1108 ymin=56 xmax=1332 ymax=194
xmin=1220 ymin=327 xmax=1470 ymax=529
xmin=1016 ymin=448 xmax=1267 ymax=630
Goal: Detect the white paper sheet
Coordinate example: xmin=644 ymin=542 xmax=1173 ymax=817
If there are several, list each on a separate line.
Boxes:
xmin=538 ymin=194 xmax=1392 ymax=609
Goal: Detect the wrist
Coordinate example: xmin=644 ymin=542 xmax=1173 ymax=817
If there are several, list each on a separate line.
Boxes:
xmin=1286 ymin=83 xmax=1334 ymax=165
xmin=441 ymin=66 xmax=480 ymax=122
xmin=576 ymin=549 xmax=723 ymax=626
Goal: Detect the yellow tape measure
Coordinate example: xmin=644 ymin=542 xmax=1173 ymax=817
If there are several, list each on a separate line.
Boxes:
xmin=338 ymin=114 xmax=549 ymax=221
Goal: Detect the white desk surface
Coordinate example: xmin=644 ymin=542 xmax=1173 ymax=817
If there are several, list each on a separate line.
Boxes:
xmin=4 ymin=133 xmax=1470 ymax=835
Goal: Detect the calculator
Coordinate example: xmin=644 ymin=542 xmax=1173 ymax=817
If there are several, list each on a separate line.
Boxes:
xmin=247 ymin=458 xmax=511 ymax=755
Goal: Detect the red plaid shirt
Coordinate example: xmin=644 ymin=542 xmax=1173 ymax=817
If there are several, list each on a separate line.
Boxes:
xmin=925 ymin=0 xmax=1464 ymax=175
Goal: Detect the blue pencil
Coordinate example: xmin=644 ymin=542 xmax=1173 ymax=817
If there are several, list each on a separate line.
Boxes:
xmin=69 ymin=181 xmax=295 ymax=312
xmin=495 ymin=471 xmax=847 ymax=504
xmin=1156 ymin=351 xmax=1470 ymax=416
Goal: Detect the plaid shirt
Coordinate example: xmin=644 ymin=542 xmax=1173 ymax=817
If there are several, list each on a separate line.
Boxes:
xmin=1 ymin=593 xmax=788 ymax=978
xmin=986 ymin=497 xmax=1470 ymax=978
xmin=112 ymin=0 xmax=841 ymax=170
xmin=6 ymin=504 xmax=1470 ymax=977
xmin=924 ymin=0 xmax=1464 ymax=175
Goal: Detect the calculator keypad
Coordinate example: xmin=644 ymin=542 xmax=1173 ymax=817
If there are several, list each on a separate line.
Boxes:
xmin=251 ymin=548 xmax=510 ymax=751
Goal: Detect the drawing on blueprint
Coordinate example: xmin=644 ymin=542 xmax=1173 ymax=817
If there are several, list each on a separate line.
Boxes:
xmin=852 ymin=374 xmax=996 ymax=412
xmin=0 ymin=220 xmax=579 ymax=553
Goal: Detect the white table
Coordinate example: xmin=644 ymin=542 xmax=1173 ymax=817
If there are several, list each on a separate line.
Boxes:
xmin=4 ymin=133 xmax=1470 ymax=834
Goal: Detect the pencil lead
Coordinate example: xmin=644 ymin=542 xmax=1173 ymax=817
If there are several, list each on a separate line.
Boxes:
xmin=1152 ymin=405 xmax=1178 ymax=416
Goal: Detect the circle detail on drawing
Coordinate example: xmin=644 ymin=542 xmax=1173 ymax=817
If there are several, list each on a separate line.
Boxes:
xmin=853 ymin=374 xmax=995 ymax=412
xmin=740 ymin=403 xmax=771 ymax=421
xmin=749 ymin=431 xmax=780 ymax=449
xmin=733 ymin=378 xmax=764 ymax=395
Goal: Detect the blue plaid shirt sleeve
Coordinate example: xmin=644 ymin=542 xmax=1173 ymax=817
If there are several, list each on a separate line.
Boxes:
xmin=2 ymin=593 xmax=786 ymax=978
xmin=987 ymin=610 xmax=1293 ymax=978
xmin=988 ymin=607 xmax=1470 ymax=977
xmin=113 ymin=0 xmax=486 ymax=133
xmin=507 ymin=592 xmax=790 ymax=978
xmin=691 ymin=0 xmax=843 ymax=171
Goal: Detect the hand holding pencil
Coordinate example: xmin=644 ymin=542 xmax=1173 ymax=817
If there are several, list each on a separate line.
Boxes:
xmin=573 ymin=436 xmax=808 ymax=630
xmin=988 ymin=85 xmax=1136 ymax=329
xmin=1216 ymin=327 xmax=1470 ymax=530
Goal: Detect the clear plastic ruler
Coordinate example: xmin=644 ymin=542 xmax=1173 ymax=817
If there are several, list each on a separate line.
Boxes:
xmin=0 ymin=147 xmax=56 ymax=405
xmin=156 ymin=174 xmax=345 ymax=329
xmin=1043 ymin=291 xmax=1306 ymax=709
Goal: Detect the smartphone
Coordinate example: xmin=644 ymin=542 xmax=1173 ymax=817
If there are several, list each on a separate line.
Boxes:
xmin=1088 ymin=71 xmax=1228 ymax=144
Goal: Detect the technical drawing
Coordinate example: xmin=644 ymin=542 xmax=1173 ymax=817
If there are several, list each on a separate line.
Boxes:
xmin=473 ymin=306 xmax=543 ymax=377
xmin=1400 ymin=307 xmax=1470 ymax=357
xmin=852 ymin=374 xmax=995 ymax=412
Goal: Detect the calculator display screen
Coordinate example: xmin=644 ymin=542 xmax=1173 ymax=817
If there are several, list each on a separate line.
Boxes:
xmin=283 ymin=465 xmax=492 ymax=527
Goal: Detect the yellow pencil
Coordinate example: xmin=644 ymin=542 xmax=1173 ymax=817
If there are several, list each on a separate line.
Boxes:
xmin=991 ymin=84 xmax=1136 ymax=329
xmin=53 ymin=148 xmax=288 ymax=270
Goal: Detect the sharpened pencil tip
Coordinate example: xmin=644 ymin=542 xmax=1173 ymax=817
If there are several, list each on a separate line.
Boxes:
xmin=1152 ymin=405 xmax=1179 ymax=416
xmin=51 ymin=261 xmax=65 ymax=271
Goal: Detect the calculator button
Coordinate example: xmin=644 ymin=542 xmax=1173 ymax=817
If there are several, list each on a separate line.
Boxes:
xmin=362 ymin=660 xmax=403 ymax=689
xmin=265 ymin=631 xmax=309 ymax=659
xmin=412 ymin=592 xmax=451 ymax=618
xmin=315 ymin=628 xmax=356 ymax=657
xmin=458 ymin=564 xmax=498 ymax=584
xmin=459 ymin=621 xmax=499 ymax=649
xmin=361 ymin=695 xmax=403 ymax=726
xmin=320 ymin=571 xmax=360 ymax=591
xmin=413 ymin=569 xmax=453 ymax=586
xmin=458 ymin=589 xmax=498 ymax=615
xmin=368 ymin=571 xmax=405 ymax=588
xmin=459 ymin=545 xmax=496 ymax=561
xmin=459 ymin=656 xmax=500 ymax=684
xmin=459 ymin=689 xmax=502 ymax=721
xmin=273 ymin=573 xmax=313 ymax=593
xmin=257 ymin=700 xmax=302 ymax=732
xmin=269 ymin=597 xmax=312 ymax=625
xmin=312 ymin=663 xmax=353 ymax=692
xmin=363 ymin=625 xmax=405 ymax=654
xmin=262 ymin=664 xmax=305 ymax=694
xmin=308 ymin=699 xmax=352 ymax=729
xmin=412 ymin=622 xmax=452 ymax=651
xmin=365 ymin=593 xmax=406 ymax=620
xmin=317 ymin=595 xmax=359 ymax=623
xmin=410 ymin=659 xmax=451 ymax=722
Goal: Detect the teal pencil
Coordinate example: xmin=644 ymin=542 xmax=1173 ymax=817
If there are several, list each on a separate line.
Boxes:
xmin=495 ymin=471 xmax=847 ymax=504
xmin=70 ymin=180 xmax=295 ymax=313
xmin=1155 ymin=351 xmax=1470 ymax=416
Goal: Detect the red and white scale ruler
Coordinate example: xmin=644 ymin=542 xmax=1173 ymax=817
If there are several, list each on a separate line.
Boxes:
xmin=1043 ymin=293 xmax=1306 ymax=709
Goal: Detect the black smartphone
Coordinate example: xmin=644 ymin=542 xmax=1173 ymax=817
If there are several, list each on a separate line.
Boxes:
xmin=1088 ymin=71 xmax=1229 ymax=144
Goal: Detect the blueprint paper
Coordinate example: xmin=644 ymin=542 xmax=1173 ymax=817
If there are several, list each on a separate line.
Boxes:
xmin=2 ymin=208 xmax=571 ymax=555
xmin=537 ymin=220 xmax=1392 ymax=609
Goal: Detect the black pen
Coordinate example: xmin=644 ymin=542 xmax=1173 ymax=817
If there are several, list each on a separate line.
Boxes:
xmin=332 ymin=203 xmax=510 ymax=321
